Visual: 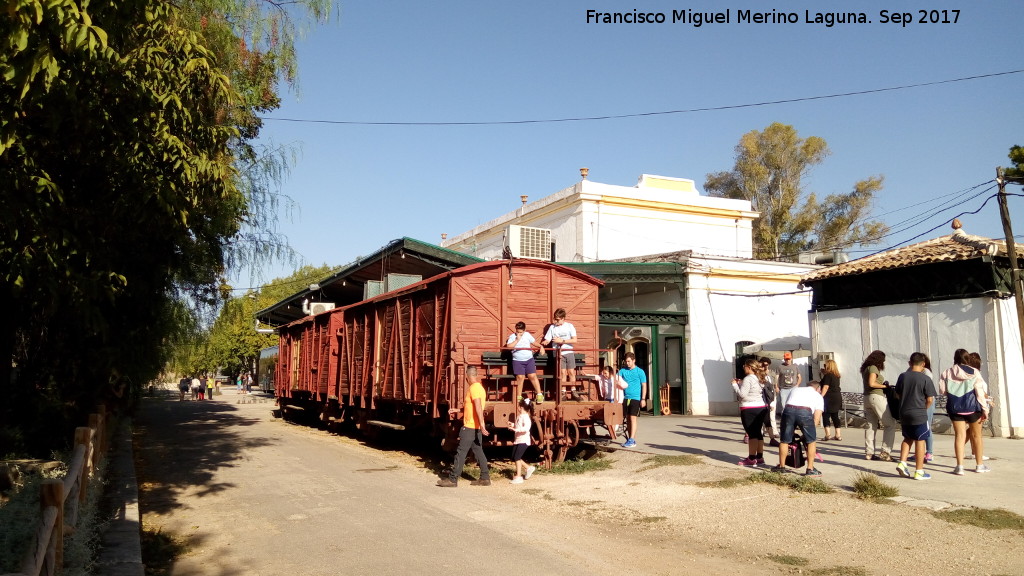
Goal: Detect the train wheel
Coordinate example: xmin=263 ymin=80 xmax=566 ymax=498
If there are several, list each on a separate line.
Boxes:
xmin=564 ymin=419 xmax=580 ymax=448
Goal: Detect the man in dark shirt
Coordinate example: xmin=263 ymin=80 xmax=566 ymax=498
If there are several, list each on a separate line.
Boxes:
xmin=894 ymin=352 xmax=937 ymax=480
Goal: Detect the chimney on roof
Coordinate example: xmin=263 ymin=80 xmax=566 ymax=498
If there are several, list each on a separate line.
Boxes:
xmin=520 ymin=195 xmax=528 ymax=206
xmin=580 ymin=167 xmax=589 ymax=180
xmin=441 ymin=233 xmax=447 ymax=242
xmin=952 ymin=218 xmax=962 ymax=230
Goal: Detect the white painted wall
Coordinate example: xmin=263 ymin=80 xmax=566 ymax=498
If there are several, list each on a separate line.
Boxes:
xmin=810 ymin=297 xmax=1024 ymax=436
xmin=685 ymin=256 xmax=816 ymax=416
xmin=444 ymin=177 xmax=756 ymax=262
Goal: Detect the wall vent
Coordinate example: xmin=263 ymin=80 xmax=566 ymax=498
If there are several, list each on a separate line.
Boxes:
xmin=507 ymin=225 xmax=552 ymax=260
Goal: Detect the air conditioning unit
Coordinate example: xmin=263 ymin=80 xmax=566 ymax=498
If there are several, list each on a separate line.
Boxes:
xmin=507 ymin=225 xmax=551 ymax=260
xmin=310 ymin=302 xmax=335 ymax=315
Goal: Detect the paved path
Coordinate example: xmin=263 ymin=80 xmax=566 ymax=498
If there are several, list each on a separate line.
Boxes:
xmin=620 ymin=413 xmax=1024 ymax=514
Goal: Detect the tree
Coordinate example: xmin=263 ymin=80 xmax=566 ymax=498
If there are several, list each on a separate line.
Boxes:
xmin=1006 ymin=145 xmax=1024 ymax=181
xmin=704 ymin=123 xmax=889 ymax=260
xmin=0 ymin=0 xmax=333 ymax=456
xmin=171 ymin=264 xmax=334 ymax=380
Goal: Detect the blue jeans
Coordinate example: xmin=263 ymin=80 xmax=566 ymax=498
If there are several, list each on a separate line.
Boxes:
xmin=780 ymin=406 xmax=817 ymax=443
xmin=777 ymin=388 xmax=795 ymax=418
xmin=449 ymin=426 xmax=489 ymax=483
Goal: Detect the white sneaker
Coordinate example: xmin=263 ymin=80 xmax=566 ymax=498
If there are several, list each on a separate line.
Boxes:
xmin=975 ymin=464 xmax=992 ymax=473
xmin=510 ymin=476 xmax=524 ymax=484
xmin=525 ymin=465 xmax=536 ymax=480
xmin=952 ymin=465 xmax=965 ymax=476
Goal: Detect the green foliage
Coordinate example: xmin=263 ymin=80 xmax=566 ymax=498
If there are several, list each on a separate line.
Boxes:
xmin=170 ymin=264 xmax=335 ymax=378
xmin=705 ymin=123 xmax=890 ymax=259
xmin=933 ymin=507 xmax=1024 ymax=533
xmin=1005 ymin=145 xmax=1024 ymax=181
xmin=637 ymin=454 xmax=702 ymax=471
xmin=0 ymin=0 xmax=335 ymax=457
xmin=850 ymin=471 xmax=899 ymax=500
xmin=547 ymin=453 xmax=612 ymax=475
xmin=749 ymin=470 xmax=833 ymax=493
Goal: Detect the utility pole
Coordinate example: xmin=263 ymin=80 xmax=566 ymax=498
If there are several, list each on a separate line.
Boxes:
xmin=996 ymin=167 xmax=1023 ymax=438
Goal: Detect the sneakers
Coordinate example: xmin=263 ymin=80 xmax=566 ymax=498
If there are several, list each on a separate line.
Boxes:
xmin=913 ymin=470 xmax=932 ymax=481
xmin=770 ymin=465 xmax=787 ymax=474
xmin=525 ymin=465 xmax=536 ymax=480
xmin=436 ymin=478 xmax=457 ymax=487
xmin=768 ymin=439 xmax=780 ymax=447
xmin=470 ymin=478 xmax=491 ymax=486
xmin=896 ymin=461 xmax=911 ymax=478
xmin=975 ymin=464 xmax=992 ymax=473
xmin=755 ymin=458 xmax=766 ymax=467
xmin=535 ymin=393 xmax=544 ymax=403
xmin=623 ymin=438 xmax=637 ymax=448
xmin=924 ymin=452 xmax=933 ymax=462
xmin=952 ymin=465 xmax=965 ymax=476
xmin=804 ymin=468 xmax=822 ymax=477
xmin=510 ymin=476 xmax=524 ymax=484
xmin=878 ymin=452 xmax=893 ymax=462
xmin=737 ymin=457 xmax=758 ymax=467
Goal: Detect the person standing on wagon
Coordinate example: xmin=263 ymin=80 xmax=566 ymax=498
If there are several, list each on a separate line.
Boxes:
xmin=542 ymin=308 xmax=578 ymax=390
xmin=505 ymin=321 xmax=544 ymax=402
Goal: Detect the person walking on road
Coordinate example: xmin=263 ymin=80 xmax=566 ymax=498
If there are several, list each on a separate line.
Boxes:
xmin=438 ymin=366 xmax=491 ymax=487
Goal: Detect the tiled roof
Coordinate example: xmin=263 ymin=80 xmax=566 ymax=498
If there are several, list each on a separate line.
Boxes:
xmin=799 ymin=230 xmax=1019 ymax=285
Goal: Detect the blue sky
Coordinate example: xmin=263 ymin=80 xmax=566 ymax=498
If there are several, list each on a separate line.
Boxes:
xmin=239 ymin=0 xmax=1023 ymax=289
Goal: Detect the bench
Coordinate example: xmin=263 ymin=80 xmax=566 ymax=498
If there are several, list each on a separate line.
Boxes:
xmin=840 ymin=391 xmax=948 ymax=426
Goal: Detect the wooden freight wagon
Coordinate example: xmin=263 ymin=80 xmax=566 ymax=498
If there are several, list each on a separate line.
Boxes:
xmin=275 ymin=259 xmax=622 ymax=464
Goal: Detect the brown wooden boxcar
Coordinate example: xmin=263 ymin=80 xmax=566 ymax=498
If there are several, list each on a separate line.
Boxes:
xmin=275 ymin=259 xmax=622 ymax=464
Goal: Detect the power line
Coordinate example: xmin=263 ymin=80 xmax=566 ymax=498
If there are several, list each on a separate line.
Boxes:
xmin=261 ymin=69 xmax=1024 ymax=127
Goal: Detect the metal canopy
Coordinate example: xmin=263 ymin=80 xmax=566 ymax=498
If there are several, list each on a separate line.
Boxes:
xmin=742 ymin=335 xmax=813 ymax=359
xmin=256 ymin=238 xmax=482 ymax=327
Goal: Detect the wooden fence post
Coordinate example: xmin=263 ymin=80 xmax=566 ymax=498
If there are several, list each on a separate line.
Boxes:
xmin=74 ymin=427 xmax=92 ymax=502
xmin=42 ymin=479 xmax=63 ymax=576
xmin=87 ymin=413 xmax=102 ymax=471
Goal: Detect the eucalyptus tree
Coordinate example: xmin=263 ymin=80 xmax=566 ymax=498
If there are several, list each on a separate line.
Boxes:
xmin=704 ymin=122 xmax=889 ymax=260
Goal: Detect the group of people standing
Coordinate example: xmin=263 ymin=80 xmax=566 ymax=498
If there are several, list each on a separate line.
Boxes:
xmin=861 ymin=348 xmax=991 ymax=479
xmin=731 ymin=347 xmax=994 ymax=480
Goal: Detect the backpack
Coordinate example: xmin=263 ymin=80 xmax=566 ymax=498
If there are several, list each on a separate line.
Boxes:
xmin=785 ymin=431 xmax=807 ymax=468
xmin=761 ymin=382 xmax=775 ymax=405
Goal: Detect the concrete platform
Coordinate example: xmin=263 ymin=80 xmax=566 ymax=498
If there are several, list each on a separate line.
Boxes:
xmin=601 ymin=413 xmax=1024 ymax=514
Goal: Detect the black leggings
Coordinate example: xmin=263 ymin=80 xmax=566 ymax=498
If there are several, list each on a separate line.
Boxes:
xmin=823 ymin=411 xmax=842 ymax=428
xmin=740 ymin=407 xmax=768 ymax=440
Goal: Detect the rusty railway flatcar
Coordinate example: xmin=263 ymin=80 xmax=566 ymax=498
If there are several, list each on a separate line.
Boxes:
xmin=275 ymin=259 xmax=622 ymax=464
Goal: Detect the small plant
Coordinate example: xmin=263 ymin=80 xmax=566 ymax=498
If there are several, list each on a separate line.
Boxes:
xmin=635 ymin=516 xmax=667 ymax=524
xmin=637 ymin=454 xmax=702 ymax=472
xmin=767 ymin=554 xmax=809 ymax=566
xmin=808 ymin=566 xmax=868 ymax=576
xmin=933 ymin=507 xmax=1024 ymax=532
xmin=521 ymin=488 xmax=544 ymax=496
xmin=695 ymin=478 xmax=747 ymax=489
xmin=749 ymin=471 xmax=833 ymax=494
xmin=851 ymin=472 xmax=899 ymax=501
xmin=547 ymin=454 xmax=612 ymax=475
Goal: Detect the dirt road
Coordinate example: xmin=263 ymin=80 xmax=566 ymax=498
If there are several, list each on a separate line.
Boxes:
xmin=134 ymin=389 xmax=1023 ymax=575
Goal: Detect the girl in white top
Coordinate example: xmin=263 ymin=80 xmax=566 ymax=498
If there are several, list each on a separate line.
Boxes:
xmin=599 ymin=365 xmax=624 ymax=404
xmin=508 ymin=398 xmax=537 ymax=484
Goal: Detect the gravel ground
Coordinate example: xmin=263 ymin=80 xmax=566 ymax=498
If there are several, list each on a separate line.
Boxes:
xmin=135 ymin=391 xmax=1023 ymax=576
xmin=363 ymin=432 xmax=1024 ymax=576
